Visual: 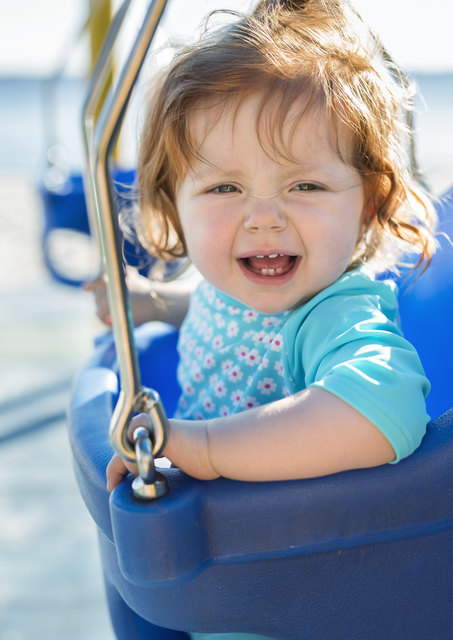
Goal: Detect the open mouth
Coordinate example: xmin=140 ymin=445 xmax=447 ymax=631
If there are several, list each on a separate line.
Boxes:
xmin=239 ymin=253 xmax=300 ymax=278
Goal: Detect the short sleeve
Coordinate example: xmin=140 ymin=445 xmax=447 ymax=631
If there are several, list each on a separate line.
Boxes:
xmin=283 ymin=273 xmax=430 ymax=463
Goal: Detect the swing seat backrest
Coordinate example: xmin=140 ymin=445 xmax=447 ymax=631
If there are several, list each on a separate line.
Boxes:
xmin=396 ymin=186 xmax=453 ymax=419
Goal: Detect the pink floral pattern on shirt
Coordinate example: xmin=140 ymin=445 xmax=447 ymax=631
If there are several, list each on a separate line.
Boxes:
xmin=175 ymin=281 xmax=292 ymax=420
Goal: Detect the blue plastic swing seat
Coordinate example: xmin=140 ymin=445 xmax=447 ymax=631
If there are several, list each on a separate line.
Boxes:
xmin=39 ymin=168 xmax=148 ymax=287
xmin=69 ymin=189 xmax=453 ymax=640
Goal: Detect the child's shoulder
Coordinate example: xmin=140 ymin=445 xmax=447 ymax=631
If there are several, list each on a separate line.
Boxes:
xmin=324 ymin=267 xmax=398 ymax=300
xmin=298 ymin=267 xmax=398 ymax=320
xmin=282 ymin=268 xmax=408 ymax=392
xmin=285 ymin=267 xmax=401 ymax=347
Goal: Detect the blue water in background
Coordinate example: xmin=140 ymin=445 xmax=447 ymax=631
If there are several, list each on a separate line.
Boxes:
xmin=0 ymin=76 xmax=86 ymax=177
xmin=1 ymin=73 xmax=452 ymax=192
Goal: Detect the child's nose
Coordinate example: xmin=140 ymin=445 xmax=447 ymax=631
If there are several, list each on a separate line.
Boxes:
xmin=243 ymin=198 xmax=287 ymax=232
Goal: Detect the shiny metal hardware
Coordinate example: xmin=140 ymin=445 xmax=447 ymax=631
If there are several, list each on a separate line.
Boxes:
xmin=138 ymin=388 xmax=168 ymax=456
xmin=132 ymin=427 xmax=168 ymax=500
xmin=81 ymin=0 xmax=170 ymax=499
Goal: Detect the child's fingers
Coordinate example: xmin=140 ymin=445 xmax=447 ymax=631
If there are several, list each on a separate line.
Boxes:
xmin=106 ymin=454 xmax=132 ymax=491
xmin=127 ymin=413 xmax=153 ymax=442
xmin=106 ymin=416 xmax=156 ymax=491
xmin=94 ymin=293 xmax=111 ymax=325
xmin=82 ymin=275 xmax=105 ymax=292
xmin=83 ymin=276 xmax=112 ymax=325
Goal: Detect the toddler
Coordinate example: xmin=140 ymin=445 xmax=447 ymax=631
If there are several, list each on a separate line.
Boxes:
xmin=102 ymin=1 xmax=437 ymax=637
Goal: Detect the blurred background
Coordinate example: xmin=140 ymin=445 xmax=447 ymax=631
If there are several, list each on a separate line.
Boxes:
xmin=0 ymin=1 xmax=452 ymax=638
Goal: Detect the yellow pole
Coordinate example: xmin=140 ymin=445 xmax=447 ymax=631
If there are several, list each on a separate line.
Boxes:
xmin=88 ymin=0 xmax=113 ymax=123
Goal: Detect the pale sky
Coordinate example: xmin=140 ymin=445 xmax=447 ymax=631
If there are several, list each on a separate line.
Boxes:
xmin=1 ymin=0 xmax=453 ymax=75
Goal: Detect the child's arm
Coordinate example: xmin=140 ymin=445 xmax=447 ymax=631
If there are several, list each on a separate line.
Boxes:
xmin=166 ymin=387 xmax=395 ymax=480
xmin=106 ymin=387 xmax=395 ymax=489
xmin=203 ymin=386 xmax=395 ymax=480
xmin=83 ymin=267 xmax=193 ymax=328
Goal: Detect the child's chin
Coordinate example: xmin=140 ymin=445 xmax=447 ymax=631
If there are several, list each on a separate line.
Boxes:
xmin=242 ymin=297 xmax=295 ymax=315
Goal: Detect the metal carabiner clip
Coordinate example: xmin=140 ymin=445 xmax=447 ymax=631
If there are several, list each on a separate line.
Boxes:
xmin=129 ymin=386 xmax=169 ymax=500
xmin=132 ymin=424 xmax=168 ymax=501
xmin=138 ymin=387 xmax=168 ymax=458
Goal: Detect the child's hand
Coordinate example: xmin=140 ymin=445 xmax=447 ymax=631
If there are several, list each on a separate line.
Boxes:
xmin=106 ymin=413 xmax=149 ymax=491
xmin=83 ymin=274 xmax=112 ymax=326
xmin=106 ymin=413 xmax=220 ymax=491
xmin=83 ymin=268 xmax=156 ymax=327
xmin=84 ymin=267 xmax=193 ymax=328
xmin=106 ymin=454 xmax=138 ymax=492
xmin=162 ymin=418 xmax=220 ymax=481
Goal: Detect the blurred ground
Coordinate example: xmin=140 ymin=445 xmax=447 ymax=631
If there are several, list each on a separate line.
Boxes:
xmin=0 ymin=176 xmax=115 ymax=639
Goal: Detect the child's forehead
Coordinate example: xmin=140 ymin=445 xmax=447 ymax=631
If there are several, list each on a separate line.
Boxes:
xmin=189 ymin=90 xmax=317 ymax=134
xmin=185 ymin=90 xmax=353 ymax=164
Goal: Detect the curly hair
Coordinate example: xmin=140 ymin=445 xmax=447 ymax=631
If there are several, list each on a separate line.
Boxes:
xmin=136 ymin=0 xmax=437 ymax=275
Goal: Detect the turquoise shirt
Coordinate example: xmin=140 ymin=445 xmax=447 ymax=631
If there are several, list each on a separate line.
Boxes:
xmin=176 ymin=268 xmax=430 ymax=463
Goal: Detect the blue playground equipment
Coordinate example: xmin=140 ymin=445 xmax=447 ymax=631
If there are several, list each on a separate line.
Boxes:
xmin=397 ymin=188 xmax=453 ymax=420
xmin=67 ymin=1 xmax=453 ymax=638
xmin=40 ymin=167 xmax=146 ymax=286
xmin=70 ymin=322 xmax=453 ymax=640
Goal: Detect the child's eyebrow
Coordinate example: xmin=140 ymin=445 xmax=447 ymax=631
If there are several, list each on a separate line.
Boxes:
xmin=194 ymin=164 xmax=224 ymax=179
xmin=190 ymin=163 xmax=245 ymax=183
xmin=192 ymin=160 xmax=356 ymax=182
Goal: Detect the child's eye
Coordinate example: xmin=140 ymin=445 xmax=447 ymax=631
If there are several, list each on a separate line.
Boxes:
xmin=292 ymin=182 xmax=319 ymax=192
xmin=210 ymin=184 xmax=239 ymax=194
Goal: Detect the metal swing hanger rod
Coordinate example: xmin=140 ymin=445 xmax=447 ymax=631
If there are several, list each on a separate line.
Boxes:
xmin=81 ymin=0 xmax=131 ymax=250
xmin=81 ymin=0 xmax=170 ymax=466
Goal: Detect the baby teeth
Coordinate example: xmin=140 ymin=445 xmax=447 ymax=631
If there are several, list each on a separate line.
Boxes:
xmin=261 ymin=267 xmax=283 ymax=276
xmin=255 ymin=253 xmax=284 ymax=259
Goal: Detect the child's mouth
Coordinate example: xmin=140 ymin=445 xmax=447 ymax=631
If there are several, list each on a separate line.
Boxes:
xmin=238 ymin=253 xmax=299 ymax=279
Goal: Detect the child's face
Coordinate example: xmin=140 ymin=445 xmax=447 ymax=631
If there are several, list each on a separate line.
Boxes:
xmin=176 ymin=93 xmax=364 ymax=314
